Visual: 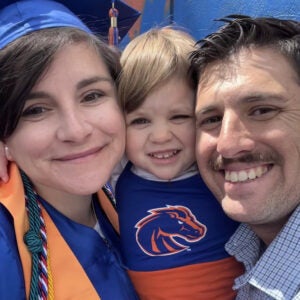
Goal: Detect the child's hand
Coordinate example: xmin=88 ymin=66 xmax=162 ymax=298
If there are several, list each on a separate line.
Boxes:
xmin=0 ymin=142 xmax=9 ymax=182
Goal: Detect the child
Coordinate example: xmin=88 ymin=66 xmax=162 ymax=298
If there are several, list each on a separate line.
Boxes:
xmin=113 ymin=27 xmax=244 ymax=299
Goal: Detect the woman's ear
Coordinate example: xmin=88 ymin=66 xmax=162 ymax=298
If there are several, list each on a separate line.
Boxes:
xmin=4 ymin=144 xmax=13 ymax=161
xmin=0 ymin=142 xmax=10 ymax=182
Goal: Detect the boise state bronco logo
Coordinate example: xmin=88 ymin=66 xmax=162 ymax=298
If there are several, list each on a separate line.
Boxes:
xmin=135 ymin=205 xmax=207 ymax=256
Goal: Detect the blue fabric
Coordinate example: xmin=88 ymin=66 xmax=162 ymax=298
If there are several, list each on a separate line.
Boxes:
xmin=0 ymin=195 xmax=138 ymax=300
xmin=226 ymin=205 xmax=300 ymax=300
xmin=0 ymin=0 xmax=140 ymax=49
xmin=39 ymin=195 xmax=138 ymax=300
xmin=116 ymin=162 xmax=240 ymax=271
xmin=0 ymin=204 xmax=26 ymax=299
xmin=0 ymin=0 xmax=91 ymax=49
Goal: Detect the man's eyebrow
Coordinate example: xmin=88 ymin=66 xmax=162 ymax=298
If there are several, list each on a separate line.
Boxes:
xmin=195 ymin=93 xmax=286 ymax=118
xmin=195 ymin=106 xmax=216 ymax=116
xmin=240 ymin=93 xmax=287 ymax=103
xmin=76 ymin=76 xmax=113 ymax=90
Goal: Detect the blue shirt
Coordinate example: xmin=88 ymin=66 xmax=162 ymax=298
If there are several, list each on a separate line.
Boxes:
xmin=226 ymin=205 xmax=300 ymax=300
xmin=116 ymin=162 xmax=239 ymax=270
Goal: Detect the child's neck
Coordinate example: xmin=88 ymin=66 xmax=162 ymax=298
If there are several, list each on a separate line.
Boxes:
xmin=131 ymin=163 xmax=198 ymax=182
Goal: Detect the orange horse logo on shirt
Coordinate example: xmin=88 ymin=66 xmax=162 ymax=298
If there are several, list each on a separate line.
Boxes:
xmin=135 ymin=205 xmax=207 ymax=256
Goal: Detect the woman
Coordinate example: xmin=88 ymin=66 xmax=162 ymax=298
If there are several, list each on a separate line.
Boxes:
xmin=0 ymin=0 xmax=138 ymax=299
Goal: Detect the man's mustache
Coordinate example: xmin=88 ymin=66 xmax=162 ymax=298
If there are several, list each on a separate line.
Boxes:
xmin=210 ymin=152 xmax=281 ymax=171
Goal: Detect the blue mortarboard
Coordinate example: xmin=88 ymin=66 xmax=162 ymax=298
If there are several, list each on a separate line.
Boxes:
xmin=0 ymin=0 xmax=140 ymax=49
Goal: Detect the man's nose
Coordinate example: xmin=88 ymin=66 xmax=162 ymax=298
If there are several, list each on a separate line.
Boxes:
xmin=217 ymin=111 xmax=255 ymax=158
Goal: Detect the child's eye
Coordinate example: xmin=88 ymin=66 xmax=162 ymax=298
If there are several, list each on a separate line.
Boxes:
xmin=171 ymin=114 xmax=191 ymax=120
xmin=171 ymin=114 xmax=194 ymax=124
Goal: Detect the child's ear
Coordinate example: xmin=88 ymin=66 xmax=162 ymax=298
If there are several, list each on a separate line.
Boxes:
xmin=4 ymin=145 xmax=13 ymax=161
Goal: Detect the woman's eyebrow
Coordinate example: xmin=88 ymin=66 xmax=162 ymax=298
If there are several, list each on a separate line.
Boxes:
xmin=25 ymin=91 xmax=50 ymax=101
xmin=25 ymin=76 xmax=114 ymax=101
xmin=76 ymin=76 xmax=113 ymax=90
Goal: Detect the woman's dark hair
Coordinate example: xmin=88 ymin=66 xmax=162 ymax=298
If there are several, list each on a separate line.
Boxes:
xmin=190 ymin=15 xmax=300 ymax=84
xmin=0 ymin=27 xmax=121 ymax=140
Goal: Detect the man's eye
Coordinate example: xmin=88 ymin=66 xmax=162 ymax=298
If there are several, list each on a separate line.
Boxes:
xmin=197 ymin=115 xmax=222 ymax=130
xmin=251 ymin=106 xmax=279 ymax=118
xmin=252 ymin=107 xmax=274 ymax=116
xmin=130 ymin=118 xmax=149 ymax=125
xmin=202 ymin=116 xmax=221 ymax=125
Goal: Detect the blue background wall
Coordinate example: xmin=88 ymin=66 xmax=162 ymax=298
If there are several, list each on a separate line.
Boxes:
xmin=121 ymin=0 xmax=300 ymax=47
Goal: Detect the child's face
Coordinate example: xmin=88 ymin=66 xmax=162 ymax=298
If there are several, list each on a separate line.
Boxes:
xmin=125 ymin=75 xmax=196 ymax=180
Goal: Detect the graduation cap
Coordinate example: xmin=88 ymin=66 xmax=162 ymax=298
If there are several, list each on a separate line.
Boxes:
xmin=0 ymin=0 xmax=140 ymax=49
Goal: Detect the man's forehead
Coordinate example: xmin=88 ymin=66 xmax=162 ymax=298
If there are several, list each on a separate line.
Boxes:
xmin=197 ymin=47 xmax=297 ymax=95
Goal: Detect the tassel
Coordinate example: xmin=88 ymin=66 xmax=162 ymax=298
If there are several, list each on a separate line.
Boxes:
xmin=108 ymin=0 xmax=119 ymax=46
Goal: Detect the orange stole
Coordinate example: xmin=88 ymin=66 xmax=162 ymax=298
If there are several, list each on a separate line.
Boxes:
xmin=0 ymin=163 xmax=117 ymax=299
xmin=128 ymin=256 xmax=244 ymax=300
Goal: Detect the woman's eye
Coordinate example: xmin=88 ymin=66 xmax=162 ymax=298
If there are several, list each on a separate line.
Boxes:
xmin=82 ymin=92 xmax=104 ymax=103
xmin=22 ymin=106 xmax=48 ymax=117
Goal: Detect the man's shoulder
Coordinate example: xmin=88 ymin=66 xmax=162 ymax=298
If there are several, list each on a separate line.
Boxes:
xmin=228 ymin=206 xmax=300 ymax=300
xmin=226 ymin=223 xmax=260 ymax=259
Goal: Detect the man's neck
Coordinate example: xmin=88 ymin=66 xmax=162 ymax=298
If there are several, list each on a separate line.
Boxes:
xmin=250 ymin=215 xmax=290 ymax=246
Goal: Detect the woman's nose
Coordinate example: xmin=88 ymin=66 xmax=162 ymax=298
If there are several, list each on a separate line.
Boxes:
xmin=56 ymin=110 xmax=92 ymax=142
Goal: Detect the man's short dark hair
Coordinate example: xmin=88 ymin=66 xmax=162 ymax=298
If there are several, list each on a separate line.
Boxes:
xmin=190 ymin=15 xmax=300 ymax=83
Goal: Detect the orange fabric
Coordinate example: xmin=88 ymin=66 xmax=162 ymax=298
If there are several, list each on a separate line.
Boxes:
xmin=0 ymin=163 xmax=99 ymax=299
xmin=128 ymin=256 xmax=244 ymax=300
xmin=0 ymin=163 xmax=31 ymax=296
xmin=42 ymin=207 xmax=99 ymax=299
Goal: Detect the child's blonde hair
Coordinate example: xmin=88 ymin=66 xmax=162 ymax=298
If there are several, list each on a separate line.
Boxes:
xmin=117 ymin=26 xmax=196 ymax=113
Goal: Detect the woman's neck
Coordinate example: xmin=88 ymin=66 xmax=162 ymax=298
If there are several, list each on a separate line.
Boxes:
xmin=34 ymin=184 xmax=96 ymax=227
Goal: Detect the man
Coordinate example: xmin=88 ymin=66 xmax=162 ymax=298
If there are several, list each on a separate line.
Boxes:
xmin=190 ymin=16 xmax=300 ymax=299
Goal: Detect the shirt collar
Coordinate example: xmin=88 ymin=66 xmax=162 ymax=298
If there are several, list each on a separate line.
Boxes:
xmin=226 ymin=206 xmax=300 ymax=299
xmin=131 ymin=163 xmax=199 ymax=182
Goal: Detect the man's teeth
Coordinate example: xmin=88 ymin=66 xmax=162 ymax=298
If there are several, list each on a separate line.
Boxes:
xmin=225 ymin=166 xmax=268 ymax=183
xmin=150 ymin=150 xmax=178 ymax=159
